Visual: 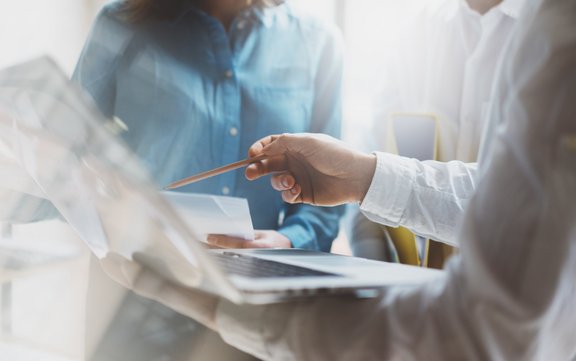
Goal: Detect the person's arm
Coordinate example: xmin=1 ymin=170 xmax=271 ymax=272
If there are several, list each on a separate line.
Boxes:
xmin=218 ymin=5 xmax=576 ymax=359
xmin=361 ymin=154 xmax=478 ymax=245
xmin=72 ymin=4 xmax=131 ymax=118
xmin=363 ymin=78 xmax=479 ymax=246
xmin=247 ymin=140 xmax=478 ymax=247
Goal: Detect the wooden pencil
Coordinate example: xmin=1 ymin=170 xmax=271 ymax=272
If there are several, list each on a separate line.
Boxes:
xmin=164 ymin=154 xmax=267 ymax=190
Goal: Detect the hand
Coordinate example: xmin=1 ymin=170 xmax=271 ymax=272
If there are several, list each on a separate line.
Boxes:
xmin=245 ymin=133 xmax=377 ymax=206
xmin=131 ymin=267 xmax=220 ymax=331
xmin=207 ymin=230 xmax=292 ymax=249
xmin=100 ymin=253 xmax=220 ymax=331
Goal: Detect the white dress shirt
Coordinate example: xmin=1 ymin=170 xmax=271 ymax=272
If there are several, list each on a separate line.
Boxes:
xmin=373 ymin=0 xmax=524 ymax=163
xmin=352 ymin=0 xmax=526 ymax=249
xmin=214 ymin=0 xmax=576 ymax=359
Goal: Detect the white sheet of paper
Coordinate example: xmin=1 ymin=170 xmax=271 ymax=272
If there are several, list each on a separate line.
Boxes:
xmin=162 ymin=191 xmax=254 ymax=242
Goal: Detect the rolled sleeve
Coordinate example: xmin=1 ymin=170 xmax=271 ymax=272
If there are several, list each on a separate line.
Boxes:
xmin=360 ymin=152 xmax=477 ymax=245
xmin=360 ymin=152 xmax=416 ymax=227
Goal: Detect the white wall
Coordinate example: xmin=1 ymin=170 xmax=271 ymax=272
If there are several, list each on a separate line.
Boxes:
xmin=0 ymin=0 xmax=107 ymax=75
xmin=0 ymin=0 xmax=421 ymax=132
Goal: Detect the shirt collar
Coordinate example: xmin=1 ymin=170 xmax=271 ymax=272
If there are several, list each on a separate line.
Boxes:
xmin=498 ymin=0 xmax=527 ymax=19
xmin=250 ymin=1 xmax=287 ymax=28
xmin=170 ymin=2 xmax=201 ymax=24
xmin=443 ymin=0 xmax=526 ymax=21
xmin=171 ymin=1 xmax=286 ymax=28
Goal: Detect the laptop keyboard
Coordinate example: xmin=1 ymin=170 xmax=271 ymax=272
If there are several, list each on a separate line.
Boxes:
xmin=212 ymin=252 xmax=338 ymax=278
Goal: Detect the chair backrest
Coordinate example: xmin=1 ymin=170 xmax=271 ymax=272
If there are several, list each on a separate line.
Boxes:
xmin=388 ymin=112 xmax=438 ymax=161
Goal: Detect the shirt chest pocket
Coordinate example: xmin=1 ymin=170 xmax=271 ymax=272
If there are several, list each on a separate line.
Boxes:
xmin=242 ymin=66 xmax=314 ymax=139
xmin=245 ymin=86 xmax=313 ymax=139
xmin=114 ymin=51 xmax=213 ymax=175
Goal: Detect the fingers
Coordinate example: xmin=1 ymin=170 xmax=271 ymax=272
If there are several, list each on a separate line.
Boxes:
xmin=206 ymin=234 xmax=252 ymax=248
xmin=247 ymin=134 xmax=283 ymax=158
xmin=206 ymin=234 xmax=270 ymax=248
xmin=246 ymin=133 xmax=310 ymax=180
xmin=206 ymin=235 xmax=279 ymax=249
xmin=245 ymin=155 xmax=288 ymax=180
xmin=246 ymin=134 xmax=288 ymax=180
xmin=270 ymin=173 xmax=303 ymax=203
xmin=248 ymin=133 xmax=328 ymax=159
xmin=208 ymin=231 xmax=293 ymax=249
xmin=269 ymin=173 xmax=303 ymax=203
xmin=245 ymin=133 xmax=307 ymax=204
xmin=251 ymin=162 xmax=305 ymax=204
xmin=271 ymin=173 xmax=295 ymax=191
xmin=245 ymin=163 xmax=262 ymax=180
xmin=281 ymin=184 xmax=302 ymax=204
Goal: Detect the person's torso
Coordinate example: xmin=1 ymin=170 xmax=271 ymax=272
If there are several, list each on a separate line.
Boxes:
xmin=381 ymin=0 xmax=523 ymax=162
xmin=105 ymin=4 xmax=338 ymax=229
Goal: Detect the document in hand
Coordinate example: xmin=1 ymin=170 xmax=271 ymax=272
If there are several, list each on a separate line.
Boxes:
xmin=163 ymin=191 xmax=254 ymax=242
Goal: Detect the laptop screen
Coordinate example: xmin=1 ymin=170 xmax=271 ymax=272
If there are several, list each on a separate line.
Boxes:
xmin=0 ymin=57 xmax=209 ymax=288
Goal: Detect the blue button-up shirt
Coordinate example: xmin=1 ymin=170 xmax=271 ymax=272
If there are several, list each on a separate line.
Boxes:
xmin=73 ymin=2 xmax=344 ymax=251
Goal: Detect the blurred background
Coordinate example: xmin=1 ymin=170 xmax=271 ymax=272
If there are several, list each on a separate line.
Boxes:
xmin=0 ymin=1 xmax=420 ymax=360
xmin=0 ymin=0 xmax=421 ymax=139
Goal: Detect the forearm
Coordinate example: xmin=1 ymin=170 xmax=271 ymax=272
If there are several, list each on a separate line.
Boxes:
xmin=72 ymin=5 xmax=127 ymax=118
xmin=361 ymin=152 xmax=478 ymax=245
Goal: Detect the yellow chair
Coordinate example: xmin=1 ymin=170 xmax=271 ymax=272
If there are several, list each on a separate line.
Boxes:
xmin=385 ymin=226 xmax=426 ymax=266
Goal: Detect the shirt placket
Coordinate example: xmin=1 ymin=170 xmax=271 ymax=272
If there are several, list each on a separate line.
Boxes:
xmin=459 ymin=11 xmax=503 ymax=162
xmin=204 ymin=16 xmax=242 ymax=196
xmin=457 ymin=11 xmax=483 ymax=162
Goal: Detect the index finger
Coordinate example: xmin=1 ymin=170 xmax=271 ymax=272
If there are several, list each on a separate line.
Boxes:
xmin=247 ymin=134 xmax=282 ymax=158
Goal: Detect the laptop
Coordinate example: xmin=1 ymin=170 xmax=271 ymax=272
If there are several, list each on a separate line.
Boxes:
xmin=0 ymin=57 xmax=441 ymax=305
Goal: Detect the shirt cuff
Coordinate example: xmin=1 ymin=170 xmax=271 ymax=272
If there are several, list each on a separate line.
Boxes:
xmin=360 ymin=152 xmax=416 ymax=227
xmin=278 ymin=224 xmax=316 ymax=250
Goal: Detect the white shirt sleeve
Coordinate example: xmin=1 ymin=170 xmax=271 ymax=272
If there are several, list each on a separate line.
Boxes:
xmin=215 ymin=1 xmax=576 ymax=359
xmin=360 ymin=152 xmax=477 ymax=246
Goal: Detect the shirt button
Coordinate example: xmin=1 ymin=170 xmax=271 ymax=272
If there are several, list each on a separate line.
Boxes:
xmin=222 ymin=186 xmax=230 ymax=195
xmin=229 ymin=127 xmax=238 ymax=136
xmin=224 ymin=70 xmax=233 ymax=78
xmin=237 ymin=20 xmax=246 ymax=29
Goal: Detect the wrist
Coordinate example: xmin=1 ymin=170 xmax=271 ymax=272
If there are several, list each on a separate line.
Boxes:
xmin=351 ymin=153 xmax=377 ymax=203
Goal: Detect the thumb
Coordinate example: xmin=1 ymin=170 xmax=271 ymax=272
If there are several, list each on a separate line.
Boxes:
xmin=245 ymin=134 xmax=294 ymax=181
